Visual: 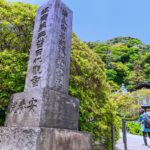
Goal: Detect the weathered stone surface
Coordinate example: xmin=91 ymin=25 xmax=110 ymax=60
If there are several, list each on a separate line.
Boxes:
xmin=0 ymin=127 xmax=92 ymax=150
xmin=24 ymin=0 xmax=72 ymax=94
xmin=0 ymin=127 xmax=40 ymax=150
xmin=5 ymin=88 xmax=79 ymax=130
xmin=4 ymin=0 xmax=77 ymax=129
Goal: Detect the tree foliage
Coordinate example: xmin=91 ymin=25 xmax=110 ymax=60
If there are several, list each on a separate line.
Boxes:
xmin=0 ymin=0 xmax=37 ymax=52
xmin=111 ymin=89 xmax=150 ymax=121
xmin=111 ymin=92 xmax=140 ymax=120
xmin=132 ymin=89 xmax=150 ymax=105
xmin=70 ymin=34 xmax=119 ymax=143
xmin=0 ymin=50 xmax=27 ymax=124
xmin=87 ymin=37 xmax=150 ymax=90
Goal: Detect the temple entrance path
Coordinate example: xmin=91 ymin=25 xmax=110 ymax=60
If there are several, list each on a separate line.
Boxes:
xmin=116 ymin=131 xmax=150 ymax=150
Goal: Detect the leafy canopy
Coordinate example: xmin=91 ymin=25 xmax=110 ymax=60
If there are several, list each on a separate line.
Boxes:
xmin=87 ymin=37 xmax=150 ymax=90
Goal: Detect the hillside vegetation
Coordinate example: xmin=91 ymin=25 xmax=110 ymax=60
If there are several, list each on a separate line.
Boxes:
xmin=87 ymin=37 xmax=150 ymax=90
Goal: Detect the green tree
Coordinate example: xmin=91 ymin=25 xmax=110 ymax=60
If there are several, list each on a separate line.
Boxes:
xmin=0 ymin=50 xmax=27 ymax=124
xmin=88 ymin=37 xmax=149 ymax=89
xmin=111 ymin=92 xmax=140 ymax=120
xmin=106 ymin=37 xmax=142 ymax=47
xmin=132 ymin=89 xmax=150 ymax=104
xmin=70 ymin=34 xmax=119 ymax=145
xmin=126 ymin=62 xmax=145 ymax=88
xmin=0 ymin=0 xmax=37 ymax=52
xmin=141 ymin=52 xmax=150 ymax=80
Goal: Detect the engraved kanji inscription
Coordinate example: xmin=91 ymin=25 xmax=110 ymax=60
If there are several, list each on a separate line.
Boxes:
xmin=10 ymin=98 xmax=38 ymax=114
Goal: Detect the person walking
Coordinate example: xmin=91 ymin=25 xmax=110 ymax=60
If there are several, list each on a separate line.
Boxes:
xmin=139 ymin=108 xmax=150 ymax=146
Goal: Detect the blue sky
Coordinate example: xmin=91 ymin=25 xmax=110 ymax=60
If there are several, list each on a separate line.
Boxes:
xmin=8 ymin=0 xmax=150 ymax=44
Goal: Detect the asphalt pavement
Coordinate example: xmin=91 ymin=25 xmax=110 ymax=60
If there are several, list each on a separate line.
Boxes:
xmin=116 ymin=131 xmax=150 ymax=150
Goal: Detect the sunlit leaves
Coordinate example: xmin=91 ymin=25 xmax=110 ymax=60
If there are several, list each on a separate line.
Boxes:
xmin=0 ymin=0 xmax=37 ymax=52
xmin=88 ymin=37 xmax=150 ymax=90
xmin=69 ymin=34 xmax=119 ymax=144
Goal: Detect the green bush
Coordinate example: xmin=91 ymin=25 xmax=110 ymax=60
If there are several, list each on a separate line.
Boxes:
xmin=70 ymin=34 xmax=120 ymax=147
xmin=126 ymin=121 xmax=142 ymax=136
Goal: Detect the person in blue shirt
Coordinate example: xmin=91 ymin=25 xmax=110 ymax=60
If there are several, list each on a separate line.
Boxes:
xmin=139 ymin=108 xmax=150 ymax=146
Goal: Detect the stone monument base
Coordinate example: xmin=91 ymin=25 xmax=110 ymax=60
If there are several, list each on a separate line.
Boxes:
xmin=0 ymin=127 xmax=92 ymax=150
xmin=5 ymin=88 xmax=79 ymax=130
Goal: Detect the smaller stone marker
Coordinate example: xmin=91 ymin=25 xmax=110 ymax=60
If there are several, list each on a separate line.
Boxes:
xmin=0 ymin=0 xmax=92 ymax=150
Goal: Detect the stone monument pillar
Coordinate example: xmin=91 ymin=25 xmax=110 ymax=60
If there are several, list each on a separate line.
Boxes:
xmin=0 ymin=0 xmax=92 ymax=150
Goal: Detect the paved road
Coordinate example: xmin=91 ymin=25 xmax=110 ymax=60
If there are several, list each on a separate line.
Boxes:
xmin=116 ymin=132 xmax=150 ymax=150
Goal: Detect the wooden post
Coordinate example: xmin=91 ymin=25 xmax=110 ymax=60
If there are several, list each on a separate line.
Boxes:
xmin=111 ymin=126 xmax=115 ymax=150
xmin=122 ymin=120 xmax=127 ymax=150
